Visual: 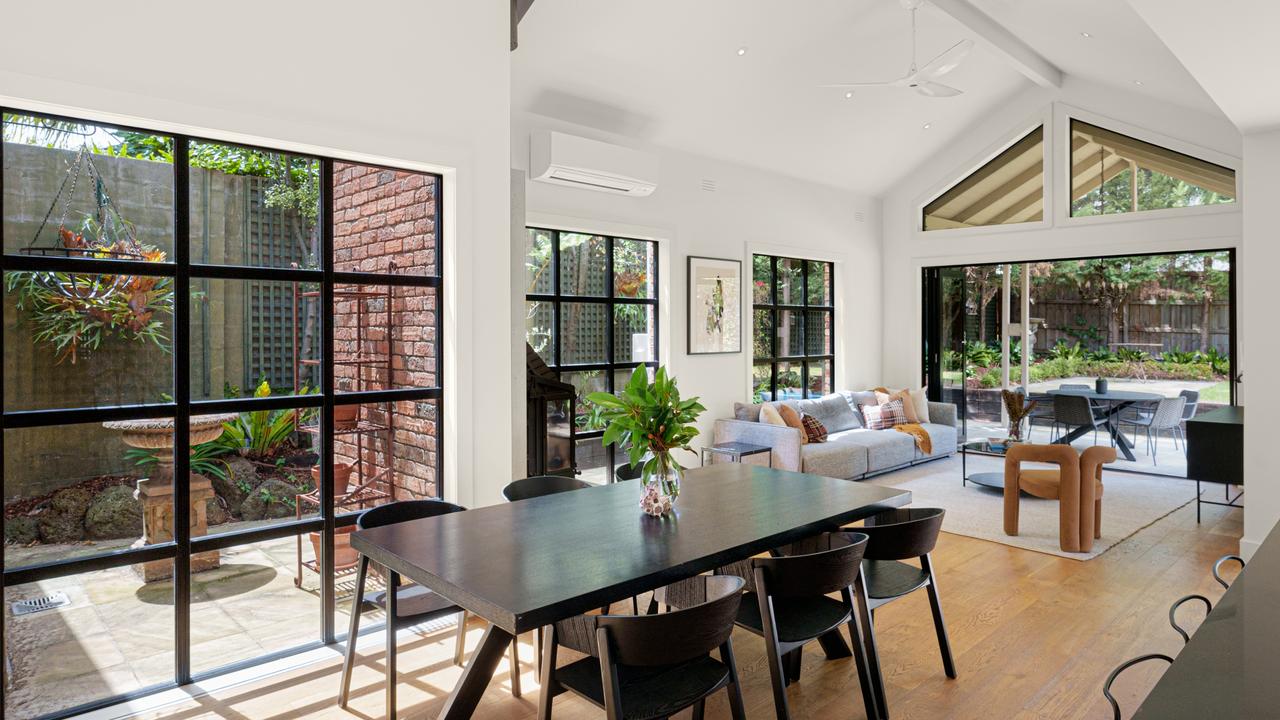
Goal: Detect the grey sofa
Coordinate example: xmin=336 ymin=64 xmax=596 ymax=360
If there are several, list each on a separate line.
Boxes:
xmin=713 ymin=391 xmax=958 ymax=480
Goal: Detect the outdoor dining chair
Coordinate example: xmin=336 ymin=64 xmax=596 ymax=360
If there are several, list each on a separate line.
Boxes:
xmin=1120 ymin=395 xmax=1186 ymax=464
xmin=1053 ymin=393 xmax=1106 ymax=445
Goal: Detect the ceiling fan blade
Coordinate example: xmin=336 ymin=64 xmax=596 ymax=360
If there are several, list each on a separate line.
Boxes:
xmin=914 ymin=81 xmax=963 ymax=97
xmin=917 ymin=39 xmax=974 ymax=80
xmin=819 ymin=81 xmax=897 ymax=88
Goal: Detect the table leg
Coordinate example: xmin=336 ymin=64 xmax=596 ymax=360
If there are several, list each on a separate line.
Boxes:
xmin=438 ymin=622 xmax=517 ymax=719
xmin=816 ymin=628 xmax=852 ymax=659
xmin=1104 ymin=402 xmax=1137 ymax=461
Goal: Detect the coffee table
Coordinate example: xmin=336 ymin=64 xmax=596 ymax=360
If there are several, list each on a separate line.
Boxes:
xmin=961 ymin=438 xmax=1013 ymax=490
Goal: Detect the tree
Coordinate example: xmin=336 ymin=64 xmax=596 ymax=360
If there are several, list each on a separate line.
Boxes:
xmin=1168 ymin=251 xmax=1230 ymax=352
xmin=965 ymin=265 xmax=1002 ymax=343
xmin=1055 ymin=257 xmax=1162 ymax=348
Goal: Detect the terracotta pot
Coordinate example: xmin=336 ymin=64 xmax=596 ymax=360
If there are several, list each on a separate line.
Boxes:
xmin=310 ymin=525 xmax=359 ymax=571
xmin=311 ymin=461 xmax=356 ymax=496
xmin=335 ymin=404 xmax=360 ymax=430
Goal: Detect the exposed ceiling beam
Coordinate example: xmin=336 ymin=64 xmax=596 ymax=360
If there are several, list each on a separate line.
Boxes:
xmin=988 ymin=186 xmax=1043 ymax=225
xmin=929 ymin=0 xmax=1063 ymax=88
xmin=511 ymin=0 xmax=536 ymax=51
xmin=953 ymin=160 xmax=1043 ymax=224
xmin=925 ymin=129 xmax=1043 ymax=214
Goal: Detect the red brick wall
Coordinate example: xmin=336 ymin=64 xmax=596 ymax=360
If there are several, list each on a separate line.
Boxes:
xmin=332 ymin=163 xmax=440 ymax=499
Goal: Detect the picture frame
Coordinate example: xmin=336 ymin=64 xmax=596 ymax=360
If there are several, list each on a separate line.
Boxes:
xmin=687 ymin=255 xmax=742 ymax=355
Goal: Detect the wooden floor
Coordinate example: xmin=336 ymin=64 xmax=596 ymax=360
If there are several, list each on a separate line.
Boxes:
xmin=126 ymin=500 xmax=1241 ymax=720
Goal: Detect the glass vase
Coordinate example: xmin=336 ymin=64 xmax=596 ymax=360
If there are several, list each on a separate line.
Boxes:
xmin=639 ymin=453 xmax=682 ymax=516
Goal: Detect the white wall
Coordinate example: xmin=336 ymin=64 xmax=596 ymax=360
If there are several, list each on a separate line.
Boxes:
xmin=1240 ymin=129 xmax=1280 ymax=557
xmin=879 ymin=76 xmax=1243 ymax=392
xmin=0 ymin=0 xmax=517 ymax=507
xmin=512 ymin=112 xmax=881 ymax=458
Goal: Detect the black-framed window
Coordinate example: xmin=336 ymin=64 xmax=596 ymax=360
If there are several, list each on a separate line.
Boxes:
xmin=1 ymin=109 xmax=443 ymax=719
xmin=524 ymin=227 xmax=658 ymax=484
xmin=751 ymin=254 xmax=834 ymax=401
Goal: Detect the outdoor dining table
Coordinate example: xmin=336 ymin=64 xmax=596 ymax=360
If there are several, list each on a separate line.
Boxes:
xmin=350 ymin=462 xmax=912 ymax=719
xmin=1047 ymin=387 xmax=1163 ymax=461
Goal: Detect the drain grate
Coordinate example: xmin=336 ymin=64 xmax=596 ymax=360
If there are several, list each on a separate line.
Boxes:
xmin=11 ymin=591 xmax=71 ymax=617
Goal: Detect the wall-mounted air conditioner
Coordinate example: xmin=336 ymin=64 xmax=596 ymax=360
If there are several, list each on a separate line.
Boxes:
xmin=530 ymin=130 xmax=658 ymax=197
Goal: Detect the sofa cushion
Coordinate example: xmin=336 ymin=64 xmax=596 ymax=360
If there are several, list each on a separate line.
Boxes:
xmin=801 ymin=414 xmax=828 ymax=443
xmin=839 ymin=391 xmax=879 ymax=425
xmin=801 ymin=441 xmax=869 ymax=479
xmin=863 ymin=400 xmax=907 ymax=430
xmin=916 ymin=422 xmax=957 ymax=458
xmin=778 ymin=404 xmax=808 ymax=443
xmin=832 ymin=429 xmax=916 ymax=471
xmin=801 ymin=393 xmax=861 ymax=433
xmin=760 ymin=403 xmax=786 ymax=426
xmin=734 ymin=402 xmax=762 ymax=422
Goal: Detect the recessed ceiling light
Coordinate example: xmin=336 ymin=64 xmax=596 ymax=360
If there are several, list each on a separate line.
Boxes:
xmin=923 ymin=122 xmax=932 ymax=130
xmin=1080 ymin=31 xmax=1092 ymax=39
xmin=736 ymin=47 xmax=748 ymax=56
xmin=1133 ymin=79 xmax=1144 ymax=86
xmin=844 ymin=91 xmax=855 ymax=99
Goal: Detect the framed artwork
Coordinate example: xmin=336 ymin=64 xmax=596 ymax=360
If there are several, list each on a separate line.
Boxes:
xmin=687 ymin=255 xmax=742 ymax=354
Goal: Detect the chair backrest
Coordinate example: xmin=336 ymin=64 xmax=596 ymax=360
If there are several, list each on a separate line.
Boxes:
xmin=1054 ymin=394 xmax=1096 ymax=425
xmin=855 ymin=508 xmax=945 ymax=561
xmin=614 ymin=462 xmax=643 ymax=482
xmin=1150 ymin=396 xmax=1187 ymax=429
xmin=357 ymin=499 xmax=466 ymax=530
xmin=595 ymin=575 xmax=744 ymax=666
xmin=751 ymin=531 xmax=869 ymax=597
xmin=502 ymin=475 xmax=592 ymax=502
xmin=1179 ymin=389 xmax=1199 ymax=420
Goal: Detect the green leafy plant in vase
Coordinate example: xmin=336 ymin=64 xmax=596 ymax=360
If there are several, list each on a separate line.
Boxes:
xmin=587 ymin=365 xmax=705 ymax=516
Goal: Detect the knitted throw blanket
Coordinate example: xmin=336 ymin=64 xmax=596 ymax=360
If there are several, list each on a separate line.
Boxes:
xmin=894 ymin=423 xmax=932 ymax=455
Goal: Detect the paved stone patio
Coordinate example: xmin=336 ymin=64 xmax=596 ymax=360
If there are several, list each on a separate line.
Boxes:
xmin=3 ymin=535 xmax=376 ymax=719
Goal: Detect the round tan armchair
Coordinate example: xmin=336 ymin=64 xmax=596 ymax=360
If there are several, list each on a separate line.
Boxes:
xmin=1003 ymin=443 xmax=1117 ymax=553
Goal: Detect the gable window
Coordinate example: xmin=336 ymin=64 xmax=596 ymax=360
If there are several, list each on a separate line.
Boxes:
xmin=1070 ymin=119 xmax=1235 ymax=217
xmin=751 ymin=254 xmax=834 ymax=401
xmin=524 ymin=227 xmax=659 ymax=484
xmin=923 ymin=126 xmax=1045 ymax=231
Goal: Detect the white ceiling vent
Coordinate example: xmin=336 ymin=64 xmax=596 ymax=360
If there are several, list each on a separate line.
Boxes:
xmin=530 ymin=130 xmax=658 ymax=197
xmin=700 ymin=179 xmax=718 ymax=192
xmin=854 ymin=210 xmax=866 ymax=223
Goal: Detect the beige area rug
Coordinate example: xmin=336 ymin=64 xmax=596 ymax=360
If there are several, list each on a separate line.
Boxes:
xmin=866 ymin=454 xmax=1196 ymax=560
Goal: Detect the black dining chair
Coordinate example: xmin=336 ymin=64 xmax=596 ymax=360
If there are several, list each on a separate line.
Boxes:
xmin=502 ymin=474 xmax=592 ymax=501
xmin=614 ymin=462 xmax=644 ymax=483
xmin=338 ymin=500 xmax=523 ymax=710
xmin=1213 ymin=554 xmax=1244 ymax=589
xmin=731 ymin=531 xmax=881 ymax=720
xmin=538 ymin=574 xmax=749 ymax=720
xmin=846 ymin=507 xmax=955 ymax=718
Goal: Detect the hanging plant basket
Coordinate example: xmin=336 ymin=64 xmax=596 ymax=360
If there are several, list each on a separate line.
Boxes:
xmin=8 ymin=146 xmax=174 ymax=364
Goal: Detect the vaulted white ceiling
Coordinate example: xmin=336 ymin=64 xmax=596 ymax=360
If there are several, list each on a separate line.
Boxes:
xmin=512 ymin=0 xmax=1232 ymax=196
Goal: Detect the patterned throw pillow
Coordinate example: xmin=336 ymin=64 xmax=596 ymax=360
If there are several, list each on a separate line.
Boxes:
xmin=863 ymin=399 xmax=907 ymax=430
xmin=800 ymin=413 xmax=828 ymax=443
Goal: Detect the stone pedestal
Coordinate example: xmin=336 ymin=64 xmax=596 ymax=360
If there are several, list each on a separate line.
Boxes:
xmin=132 ymin=469 xmax=220 ymax=582
xmin=104 ymin=413 xmax=239 ymax=583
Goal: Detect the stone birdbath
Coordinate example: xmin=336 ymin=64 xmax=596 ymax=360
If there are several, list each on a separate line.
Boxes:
xmin=104 ymin=413 xmax=239 ymax=582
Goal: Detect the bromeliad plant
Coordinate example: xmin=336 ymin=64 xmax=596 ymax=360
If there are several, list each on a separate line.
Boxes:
xmin=213 ymin=380 xmax=317 ymax=461
xmin=586 ymin=366 xmax=705 ymax=504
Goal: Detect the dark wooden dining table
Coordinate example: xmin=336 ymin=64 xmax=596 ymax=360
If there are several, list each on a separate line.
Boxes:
xmin=1047 ymin=387 xmax=1162 ymax=461
xmin=350 ymin=462 xmax=912 ymax=719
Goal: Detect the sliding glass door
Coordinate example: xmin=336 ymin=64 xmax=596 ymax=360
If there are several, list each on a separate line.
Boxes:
xmin=922 ymin=249 xmax=1236 ymax=477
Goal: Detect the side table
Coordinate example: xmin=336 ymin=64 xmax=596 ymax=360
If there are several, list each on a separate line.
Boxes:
xmin=700 ymin=442 xmax=772 ymax=467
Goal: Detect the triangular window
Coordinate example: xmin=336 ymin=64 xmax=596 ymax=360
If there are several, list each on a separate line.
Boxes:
xmin=923 ymin=126 xmax=1044 ymax=231
xmin=1070 ymin=119 xmax=1235 ymax=217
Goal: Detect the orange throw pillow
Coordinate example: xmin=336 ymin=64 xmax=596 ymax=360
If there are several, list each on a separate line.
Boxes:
xmin=778 ymin=404 xmax=808 ymax=444
xmin=889 ymin=389 xmax=920 ymax=423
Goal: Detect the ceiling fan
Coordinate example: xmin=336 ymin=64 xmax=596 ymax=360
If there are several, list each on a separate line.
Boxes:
xmin=824 ymin=0 xmax=973 ymax=98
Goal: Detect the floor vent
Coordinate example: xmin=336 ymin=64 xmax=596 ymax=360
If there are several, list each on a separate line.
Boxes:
xmin=11 ymin=592 xmax=71 ymax=617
